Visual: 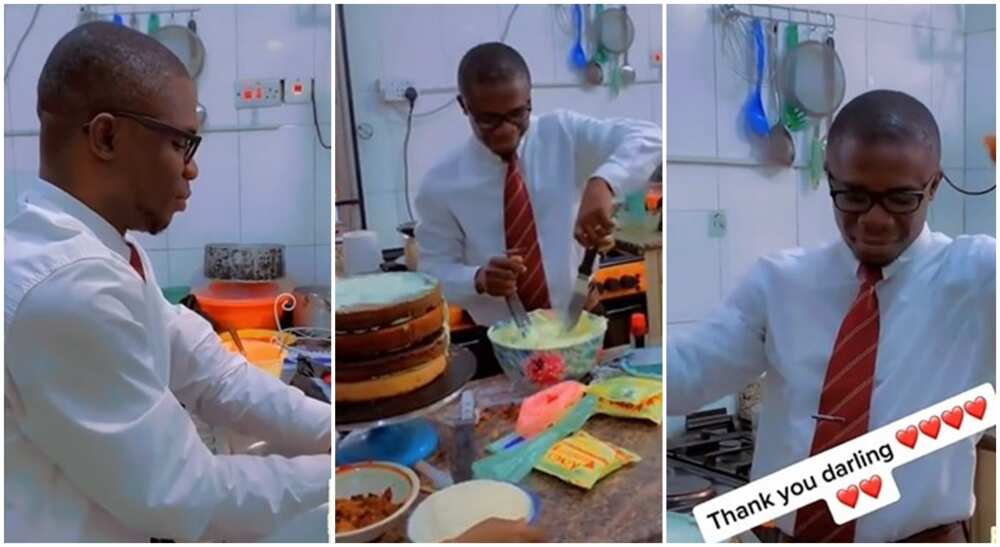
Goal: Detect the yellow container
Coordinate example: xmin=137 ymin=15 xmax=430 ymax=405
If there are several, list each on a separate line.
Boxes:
xmin=219 ymin=329 xmax=293 ymax=379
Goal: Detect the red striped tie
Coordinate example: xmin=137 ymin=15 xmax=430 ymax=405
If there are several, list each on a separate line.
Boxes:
xmin=504 ymin=155 xmax=550 ymax=311
xmin=793 ymin=264 xmax=882 ymax=542
xmin=127 ymin=243 xmax=146 ymax=282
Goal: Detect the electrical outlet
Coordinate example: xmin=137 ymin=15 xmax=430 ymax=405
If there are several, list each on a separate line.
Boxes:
xmin=649 ymin=49 xmax=663 ymax=68
xmin=378 ymin=78 xmax=416 ymax=103
xmin=234 ymin=78 xmax=282 ymax=109
xmin=709 ymin=210 xmax=727 ymax=238
xmin=284 ymin=77 xmax=311 ymax=104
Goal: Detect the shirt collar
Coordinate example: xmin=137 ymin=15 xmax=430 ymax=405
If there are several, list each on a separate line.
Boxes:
xmin=468 ymin=116 xmax=536 ymax=167
xmin=837 ymin=223 xmax=933 ymax=282
xmin=32 ymin=178 xmax=133 ymax=262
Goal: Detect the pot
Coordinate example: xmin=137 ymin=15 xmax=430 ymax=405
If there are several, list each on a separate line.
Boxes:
xmin=292 ymin=285 xmax=331 ymax=329
xmin=204 ymin=243 xmax=285 ymax=281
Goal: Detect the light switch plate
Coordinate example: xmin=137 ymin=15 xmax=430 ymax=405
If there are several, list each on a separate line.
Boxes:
xmin=283 ymin=77 xmax=311 ymax=104
xmin=709 ymin=210 xmax=727 ymax=238
xmin=234 ymin=78 xmax=282 ymax=109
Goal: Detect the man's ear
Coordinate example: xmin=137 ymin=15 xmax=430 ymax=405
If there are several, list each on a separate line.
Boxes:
xmin=87 ymin=113 xmax=117 ymax=161
xmin=928 ymin=171 xmax=943 ymax=199
xmin=456 ymin=95 xmax=468 ymax=115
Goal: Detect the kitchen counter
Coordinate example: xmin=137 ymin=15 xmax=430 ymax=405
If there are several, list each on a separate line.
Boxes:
xmin=377 ymin=374 xmax=663 ymax=542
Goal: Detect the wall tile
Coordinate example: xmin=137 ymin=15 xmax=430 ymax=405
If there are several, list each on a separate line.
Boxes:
xmin=169 ymin=132 xmax=241 ymax=248
xmin=285 ymin=244 xmax=316 ymax=286
xmin=666 ymin=5 xmax=717 ymax=158
xmin=665 ymin=163 xmax=718 ymax=210
xmin=145 ymin=249 xmax=171 ymax=287
xmin=931 ymin=29 xmax=965 ymax=170
xmin=795 ymin=170 xmax=839 ymax=248
xmin=193 ymin=5 xmax=239 ymax=130
xmin=931 ymin=4 xmax=964 ymax=32
xmin=5 ymin=138 xmax=18 ymax=224
xmin=962 ymin=169 xmax=996 ymax=236
xmin=316 ymin=126 xmax=332 ymax=245
xmin=666 ymin=211 xmax=722 ymax=323
xmin=867 ymin=20 xmax=933 ymax=110
xmin=928 ymin=178 xmax=965 ymax=237
xmin=965 ymin=30 xmax=996 ymax=170
xmin=965 ymin=5 xmax=996 ymax=34
xmin=316 ymin=244 xmax=331 ymax=285
xmin=867 ymin=5 xmax=931 ymax=28
xmin=168 ymin=248 xmax=205 ymax=288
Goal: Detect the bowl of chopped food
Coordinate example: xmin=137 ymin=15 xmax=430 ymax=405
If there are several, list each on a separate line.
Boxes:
xmin=335 ymin=461 xmax=419 ymax=542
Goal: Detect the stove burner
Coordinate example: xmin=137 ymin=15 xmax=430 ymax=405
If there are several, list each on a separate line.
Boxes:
xmin=666 ymin=468 xmax=716 ymax=512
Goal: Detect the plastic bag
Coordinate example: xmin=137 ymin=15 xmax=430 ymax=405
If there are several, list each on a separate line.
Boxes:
xmin=587 ymin=376 xmax=662 ymax=424
xmin=535 ymin=430 xmax=640 ymax=489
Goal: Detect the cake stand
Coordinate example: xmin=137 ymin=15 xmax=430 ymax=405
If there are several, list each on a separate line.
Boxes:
xmin=335 ymin=346 xmax=476 ymax=466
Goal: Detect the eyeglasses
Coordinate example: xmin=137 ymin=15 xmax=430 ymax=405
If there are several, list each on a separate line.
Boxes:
xmin=460 ymin=100 xmax=532 ymax=131
xmin=83 ymin=111 xmax=201 ymax=164
xmin=827 ymin=172 xmax=939 ymax=215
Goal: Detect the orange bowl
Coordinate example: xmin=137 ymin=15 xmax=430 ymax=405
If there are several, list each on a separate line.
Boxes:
xmin=194 ymin=282 xmax=290 ymax=330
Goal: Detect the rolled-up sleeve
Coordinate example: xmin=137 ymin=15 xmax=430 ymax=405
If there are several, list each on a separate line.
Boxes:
xmin=5 ymin=259 xmax=328 ymax=541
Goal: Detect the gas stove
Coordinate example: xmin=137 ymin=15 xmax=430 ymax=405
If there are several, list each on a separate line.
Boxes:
xmin=667 ymin=408 xmax=755 ymax=514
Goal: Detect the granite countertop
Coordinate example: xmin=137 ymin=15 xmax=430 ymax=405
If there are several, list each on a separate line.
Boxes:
xmin=378 ymin=374 xmax=663 ymax=542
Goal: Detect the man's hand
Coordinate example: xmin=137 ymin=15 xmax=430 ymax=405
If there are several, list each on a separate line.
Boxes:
xmin=446 ymin=517 xmax=546 ymax=543
xmin=474 ymin=256 xmax=526 ymax=297
xmin=575 ymin=177 xmax=617 ymax=252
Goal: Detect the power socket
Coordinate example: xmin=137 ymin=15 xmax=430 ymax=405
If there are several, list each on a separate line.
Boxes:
xmin=235 ymin=78 xmax=283 ymax=109
xmin=378 ymin=78 xmax=416 ymax=103
xmin=284 ymin=77 xmax=312 ymax=104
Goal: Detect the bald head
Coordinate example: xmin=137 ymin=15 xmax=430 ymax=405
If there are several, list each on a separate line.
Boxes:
xmin=457 ymin=42 xmax=531 ymax=97
xmin=828 ymin=90 xmax=941 ymax=163
xmin=37 ymin=21 xmax=189 ymax=123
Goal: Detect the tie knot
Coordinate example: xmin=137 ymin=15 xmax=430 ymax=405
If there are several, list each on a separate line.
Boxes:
xmin=858 ymin=264 xmax=882 ymax=285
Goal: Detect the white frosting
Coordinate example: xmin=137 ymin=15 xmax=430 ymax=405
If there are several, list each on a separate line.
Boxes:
xmin=489 ymin=309 xmax=604 ymax=350
xmin=336 ymin=272 xmax=438 ymax=311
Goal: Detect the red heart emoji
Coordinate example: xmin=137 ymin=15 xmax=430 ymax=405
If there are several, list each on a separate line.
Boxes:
xmin=965 ymin=396 xmax=987 ymax=420
xmin=837 ymin=485 xmax=860 ymax=508
xmin=942 ymin=406 xmax=964 ymax=429
xmin=919 ymin=416 xmax=941 ymax=439
xmin=859 ymin=475 xmax=882 ymax=499
xmin=895 ymin=426 xmax=918 ymax=448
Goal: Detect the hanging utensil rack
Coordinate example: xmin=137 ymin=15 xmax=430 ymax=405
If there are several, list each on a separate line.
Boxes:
xmin=82 ymin=5 xmax=201 ymax=17
xmin=719 ymin=4 xmax=836 ymax=33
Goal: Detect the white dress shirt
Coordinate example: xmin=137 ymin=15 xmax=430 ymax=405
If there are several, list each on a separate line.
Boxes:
xmin=667 ymin=225 xmax=995 ymax=542
xmin=415 ymin=109 xmax=662 ymax=326
xmin=4 ymin=180 xmax=331 ymax=541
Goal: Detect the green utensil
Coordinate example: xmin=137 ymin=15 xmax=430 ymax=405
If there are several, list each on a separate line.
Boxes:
xmin=593 ymin=4 xmax=608 ymax=65
xmin=782 ymin=23 xmax=808 ymax=132
xmin=809 ymin=123 xmax=825 ymax=189
xmin=147 ymin=12 xmax=160 ymax=34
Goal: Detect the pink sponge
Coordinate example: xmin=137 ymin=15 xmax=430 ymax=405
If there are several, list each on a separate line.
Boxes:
xmin=515 ymin=380 xmax=586 ymax=439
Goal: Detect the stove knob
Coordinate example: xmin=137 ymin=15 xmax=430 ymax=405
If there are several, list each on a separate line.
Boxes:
xmin=621 ymin=275 xmax=638 ymax=289
xmin=603 ymin=278 xmax=621 ymax=292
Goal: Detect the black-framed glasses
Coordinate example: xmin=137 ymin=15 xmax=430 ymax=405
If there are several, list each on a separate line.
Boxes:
xmin=828 ymin=172 xmax=939 ymax=215
xmin=460 ymin=99 xmax=532 ymax=131
xmin=83 ymin=111 xmax=201 ymax=164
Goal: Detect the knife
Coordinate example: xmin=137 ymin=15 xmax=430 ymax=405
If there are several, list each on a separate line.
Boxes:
xmin=506 ymin=293 xmax=531 ymax=337
xmin=562 ymin=247 xmax=599 ymax=332
xmin=451 ymin=390 xmax=477 ymax=483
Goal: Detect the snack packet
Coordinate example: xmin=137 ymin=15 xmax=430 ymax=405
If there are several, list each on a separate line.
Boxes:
xmin=587 ymin=376 xmax=662 ymax=424
xmin=535 ymin=430 xmax=640 ymax=489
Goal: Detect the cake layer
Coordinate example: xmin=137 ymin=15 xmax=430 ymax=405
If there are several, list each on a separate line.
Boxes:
xmin=335 ymin=352 xmax=448 ymax=402
xmin=336 ymin=329 xmax=447 ymax=382
xmin=336 ymin=272 xmax=442 ymax=332
xmin=336 ymin=301 xmax=446 ymax=359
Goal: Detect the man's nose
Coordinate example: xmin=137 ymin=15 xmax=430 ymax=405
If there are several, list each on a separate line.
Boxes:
xmin=858 ymin=201 xmax=894 ymax=228
xmin=184 ymin=158 xmax=199 ymax=180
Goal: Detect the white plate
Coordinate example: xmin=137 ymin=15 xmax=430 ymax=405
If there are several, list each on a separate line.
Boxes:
xmin=407 ymin=479 xmax=538 ymax=543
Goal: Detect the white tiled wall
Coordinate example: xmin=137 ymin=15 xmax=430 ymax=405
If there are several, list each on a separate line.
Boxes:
xmin=342 ymin=4 xmax=663 ymax=250
xmin=666 ymin=4 xmax=995 ymax=331
xmin=4 ymin=4 xmax=332 ymax=289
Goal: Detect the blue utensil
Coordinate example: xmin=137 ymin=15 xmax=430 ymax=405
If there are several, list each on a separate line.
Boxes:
xmin=745 ymin=19 xmax=770 ymax=137
xmin=112 ymin=13 xmax=124 ymax=26
xmin=570 ymin=5 xmax=588 ymax=70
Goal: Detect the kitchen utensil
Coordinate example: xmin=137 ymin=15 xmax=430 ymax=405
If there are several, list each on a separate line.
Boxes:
xmin=570 ymin=5 xmax=588 ymax=70
xmin=195 ymin=102 xmax=206 ymax=128
xmin=227 ymin=327 xmax=247 ymax=356
xmin=779 ymin=37 xmax=845 ymax=118
xmin=221 ymin=337 xmax=285 ymax=378
xmin=451 ymin=391 xmax=477 ymax=482
xmin=204 ymin=243 xmax=285 ymax=281
xmin=562 ymin=248 xmax=599 ymax=332
xmin=585 ymin=5 xmax=605 ymax=85
xmin=151 ymin=22 xmax=205 ymax=79
xmin=766 ymin=23 xmax=794 ymax=166
xmin=596 ymin=6 xmax=635 ymax=54
xmin=618 ymin=7 xmax=636 ymax=85
xmin=781 ymin=23 xmax=808 ymax=131
xmin=745 ymin=19 xmax=770 ymax=137
xmin=407 ymin=480 xmax=538 ymax=543
xmin=290 ymin=285 xmax=331 ymax=329
xmin=505 ymin=294 xmax=531 ymax=337
xmin=336 ymin=461 xmax=420 ymax=543
xmin=112 ymin=12 xmax=123 ymax=26
xmin=129 ymin=12 xmax=139 ymax=31
xmin=147 ymin=12 xmax=160 ymax=34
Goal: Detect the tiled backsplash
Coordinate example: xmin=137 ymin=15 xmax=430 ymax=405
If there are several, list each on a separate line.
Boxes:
xmin=4 ymin=4 xmax=332 ymax=289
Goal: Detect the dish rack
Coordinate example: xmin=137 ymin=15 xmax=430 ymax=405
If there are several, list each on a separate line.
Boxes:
xmin=273 ymin=293 xmax=331 ymax=402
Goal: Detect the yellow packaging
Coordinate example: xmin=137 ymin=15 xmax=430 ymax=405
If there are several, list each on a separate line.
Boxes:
xmin=535 ymin=430 xmax=641 ymax=489
xmin=587 ymin=376 xmax=662 ymax=424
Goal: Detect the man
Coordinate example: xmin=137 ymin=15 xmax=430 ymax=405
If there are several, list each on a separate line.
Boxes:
xmin=5 ymin=23 xmax=330 ymax=541
xmin=415 ymin=42 xmax=661 ymax=326
xmin=667 ymin=90 xmax=995 ymax=542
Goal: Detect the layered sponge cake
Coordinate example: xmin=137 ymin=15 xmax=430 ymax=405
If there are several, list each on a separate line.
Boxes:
xmin=335 ymin=272 xmax=449 ymax=402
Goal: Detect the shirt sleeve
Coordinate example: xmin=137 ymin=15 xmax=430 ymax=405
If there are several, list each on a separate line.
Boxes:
xmin=414 ymin=170 xmax=493 ymax=311
xmin=562 ymin=109 xmax=663 ymax=196
xmin=166 ymin=304 xmax=331 ymax=457
xmin=667 ymin=259 xmax=770 ymax=415
xmin=5 ymin=259 xmax=329 ymax=541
